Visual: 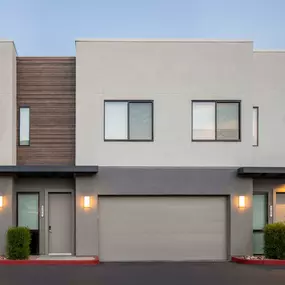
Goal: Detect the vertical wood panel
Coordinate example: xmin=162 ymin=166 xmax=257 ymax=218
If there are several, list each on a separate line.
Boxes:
xmin=17 ymin=57 xmax=75 ymax=165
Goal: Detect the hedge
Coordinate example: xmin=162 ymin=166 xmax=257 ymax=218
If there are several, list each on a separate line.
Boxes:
xmin=6 ymin=227 xmax=31 ymax=260
xmin=264 ymin=222 xmax=285 ymax=260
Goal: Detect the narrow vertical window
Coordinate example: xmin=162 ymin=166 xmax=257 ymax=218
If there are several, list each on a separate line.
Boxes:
xmin=253 ymin=107 xmax=259 ymax=146
xmin=19 ymin=107 xmax=30 ymax=146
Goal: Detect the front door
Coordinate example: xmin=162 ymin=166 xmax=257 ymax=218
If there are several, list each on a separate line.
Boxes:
xmin=48 ymin=193 xmax=72 ymax=255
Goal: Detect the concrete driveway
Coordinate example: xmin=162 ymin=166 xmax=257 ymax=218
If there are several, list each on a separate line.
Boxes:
xmin=0 ymin=262 xmax=285 ymax=285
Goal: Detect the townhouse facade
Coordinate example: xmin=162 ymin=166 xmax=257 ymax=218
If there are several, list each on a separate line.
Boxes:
xmin=0 ymin=39 xmax=284 ymax=261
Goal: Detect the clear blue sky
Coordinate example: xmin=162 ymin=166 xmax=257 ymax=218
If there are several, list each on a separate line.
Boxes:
xmin=0 ymin=0 xmax=284 ymax=55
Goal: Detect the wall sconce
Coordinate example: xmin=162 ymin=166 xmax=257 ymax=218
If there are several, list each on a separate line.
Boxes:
xmin=0 ymin=196 xmax=3 ymax=208
xmin=84 ymin=196 xmax=91 ymax=208
xmin=238 ymin=196 xmax=246 ymax=208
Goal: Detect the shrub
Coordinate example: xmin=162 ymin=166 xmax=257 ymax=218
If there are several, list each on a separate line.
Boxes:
xmin=6 ymin=227 xmax=31 ymax=260
xmin=264 ymin=222 xmax=285 ymax=259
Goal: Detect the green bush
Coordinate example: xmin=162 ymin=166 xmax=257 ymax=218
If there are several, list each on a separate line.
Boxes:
xmin=264 ymin=222 xmax=285 ymax=259
xmin=6 ymin=227 xmax=31 ymax=260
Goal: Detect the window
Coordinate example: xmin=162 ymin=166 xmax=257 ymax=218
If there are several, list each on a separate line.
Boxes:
xmin=192 ymin=101 xmax=241 ymax=141
xmin=17 ymin=193 xmax=39 ymax=230
xmin=19 ymin=107 xmax=30 ymax=146
xmin=253 ymin=107 xmax=259 ymax=146
xmin=104 ymin=101 xmax=153 ymax=141
xmin=253 ymin=194 xmax=267 ymax=254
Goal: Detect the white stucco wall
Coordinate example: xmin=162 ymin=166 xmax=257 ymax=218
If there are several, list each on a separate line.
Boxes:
xmin=253 ymin=51 xmax=285 ymax=166
xmin=0 ymin=41 xmax=17 ymax=165
xmin=76 ymin=40 xmax=254 ymax=167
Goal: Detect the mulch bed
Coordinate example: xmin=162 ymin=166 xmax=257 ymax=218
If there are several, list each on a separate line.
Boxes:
xmin=232 ymin=256 xmax=285 ymax=265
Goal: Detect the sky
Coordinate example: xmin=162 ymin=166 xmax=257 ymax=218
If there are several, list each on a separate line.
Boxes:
xmin=0 ymin=0 xmax=284 ymax=56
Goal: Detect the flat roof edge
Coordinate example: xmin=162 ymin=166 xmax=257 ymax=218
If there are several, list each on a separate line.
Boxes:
xmin=76 ymin=38 xmax=253 ymax=43
xmin=254 ymin=50 xmax=285 ymax=53
xmin=0 ymin=40 xmax=18 ymax=56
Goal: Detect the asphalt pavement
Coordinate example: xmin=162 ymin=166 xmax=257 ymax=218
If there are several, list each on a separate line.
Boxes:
xmin=0 ymin=261 xmax=285 ymax=285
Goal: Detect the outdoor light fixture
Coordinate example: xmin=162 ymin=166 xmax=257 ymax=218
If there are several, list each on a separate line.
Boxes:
xmin=0 ymin=196 xmax=3 ymax=208
xmin=238 ymin=196 xmax=246 ymax=208
xmin=84 ymin=196 xmax=91 ymax=208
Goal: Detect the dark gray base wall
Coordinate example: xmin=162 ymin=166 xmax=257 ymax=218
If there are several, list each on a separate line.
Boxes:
xmin=75 ymin=167 xmax=254 ymax=258
xmin=0 ymin=177 xmax=13 ymax=255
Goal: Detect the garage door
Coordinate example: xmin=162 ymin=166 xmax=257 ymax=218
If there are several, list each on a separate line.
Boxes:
xmin=99 ymin=196 xmax=227 ymax=261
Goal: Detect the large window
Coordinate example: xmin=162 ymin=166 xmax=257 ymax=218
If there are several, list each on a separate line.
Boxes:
xmin=192 ymin=101 xmax=241 ymax=141
xmin=19 ymin=107 xmax=30 ymax=146
xmin=104 ymin=101 xmax=153 ymax=141
xmin=253 ymin=107 xmax=259 ymax=146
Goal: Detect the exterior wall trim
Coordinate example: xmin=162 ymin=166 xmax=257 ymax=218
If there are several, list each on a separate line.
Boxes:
xmin=0 ymin=165 xmax=98 ymax=176
xmin=76 ymin=39 xmax=253 ymax=43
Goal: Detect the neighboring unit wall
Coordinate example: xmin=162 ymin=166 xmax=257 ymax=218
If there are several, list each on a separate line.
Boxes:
xmin=253 ymin=52 xmax=285 ymax=166
xmin=76 ymin=167 xmax=253 ymax=257
xmin=254 ymin=179 xmax=285 ymax=224
xmin=17 ymin=57 xmax=76 ymax=165
xmin=76 ymin=40 xmax=254 ymax=167
xmin=0 ymin=41 xmax=17 ymax=165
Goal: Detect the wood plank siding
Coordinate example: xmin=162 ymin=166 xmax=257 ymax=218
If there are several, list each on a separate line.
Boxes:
xmin=17 ymin=57 xmax=75 ymax=165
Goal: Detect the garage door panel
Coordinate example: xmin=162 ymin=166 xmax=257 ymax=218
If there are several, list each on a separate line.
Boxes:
xmin=99 ymin=196 xmax=227 ymax=261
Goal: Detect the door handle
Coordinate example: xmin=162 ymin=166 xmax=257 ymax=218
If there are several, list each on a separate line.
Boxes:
xmin=49 ymin=226 xmax=52 ymax=233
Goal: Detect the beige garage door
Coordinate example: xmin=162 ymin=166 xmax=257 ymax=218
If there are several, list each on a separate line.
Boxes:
xmin=99 ymin=196 xmax=227 ymax=261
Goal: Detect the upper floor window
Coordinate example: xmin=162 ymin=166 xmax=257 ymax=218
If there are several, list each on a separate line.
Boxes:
xmin=253 ymin=106 xmax=259 ymax=146
xmin=104 ymin=100 xmax=153 ymax=141
xmin=19 ymin=107 xmax=30 ymax=146
xmin=192 ymin=100 xmax=241 ymax=141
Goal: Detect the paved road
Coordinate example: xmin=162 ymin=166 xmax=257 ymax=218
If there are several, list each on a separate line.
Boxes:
xmin=0 ymin=262 xmax=285 ymax=285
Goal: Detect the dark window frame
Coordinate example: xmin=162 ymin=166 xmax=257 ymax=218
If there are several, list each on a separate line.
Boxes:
xmin=253 ymin=106 xmax=259 ymax=147
xmin=104 ymin=100 xmax=154 ymax=142
xmin=191 ymin=100 xmax=241 ymax=142
xmin=18 ymin=106 xmax=30 ymax=146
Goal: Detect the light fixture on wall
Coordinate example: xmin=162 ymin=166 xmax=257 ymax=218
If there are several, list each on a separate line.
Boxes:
xmin=238 ymin=196 xmax=246 ymax=208
xmin=0 ymin=196 xmax=3 ymax=208
xmin=84 ymin=196 xmax=91 ymax=208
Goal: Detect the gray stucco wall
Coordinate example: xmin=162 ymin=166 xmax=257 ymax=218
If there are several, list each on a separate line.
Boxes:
xmin=76 ymin=167 xmax=253 ymax=257
xmin=75 ymin=177 xmax=98 ymax=256
xmin=0 ymin=177 xmax=13 ymax=255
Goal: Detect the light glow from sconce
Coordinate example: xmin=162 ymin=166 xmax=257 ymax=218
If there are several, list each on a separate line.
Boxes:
xmin=0 ymin=196 xmax=3 ymax=208
xmin=84 ymin=196 xmax=91 ymax=208
xmin=238 ymin=196 xmax=246 ymax=208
